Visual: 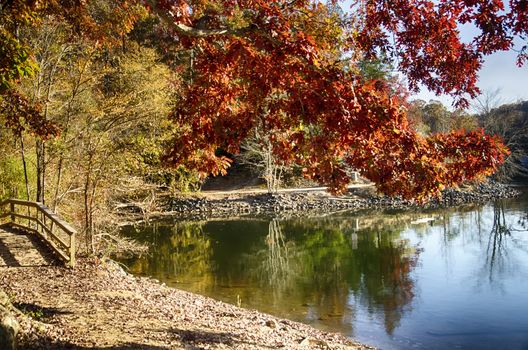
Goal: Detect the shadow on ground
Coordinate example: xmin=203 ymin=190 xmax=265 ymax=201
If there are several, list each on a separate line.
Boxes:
xmin=14 ymin=301 xmax=72 ymax=320
xmin=19 ymin=328 xmax=263 ymax=349
xmin=0 ymin=223 xmax=61 ymax=267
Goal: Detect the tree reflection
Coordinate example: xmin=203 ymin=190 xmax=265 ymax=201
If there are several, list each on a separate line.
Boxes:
xmin=120 ymin=215 xmax=421 ymax=336
xmin=122 ymin=221 xmax=215 ymax=289
xmin=269 ymin=218 xmax=420 ymax=335
xmin=348 ymin=228 xmax=418 ymax=334
xmin=264 ymin=219 xmax=290 ymax=289
xmin=484 ymin=201 xmax=512 ymax=285
xmin=432 ymin=199 xmax=528 ymax=290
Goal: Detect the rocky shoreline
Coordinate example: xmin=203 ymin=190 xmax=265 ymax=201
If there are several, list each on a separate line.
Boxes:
xmin=159 ymin=181 xmax=520 ymax=220
xmin=0 ymin=258 xmax=372 ymax=349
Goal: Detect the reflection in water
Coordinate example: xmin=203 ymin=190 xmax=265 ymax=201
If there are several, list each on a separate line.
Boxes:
xmin=481 ymin=201 xmax=528 ymax=289
xmin=120 ymin=194 xmax=528 ymax=350
xmin=127 ymin=221 xmax=214 ymax=288
xmin=264 ymin=219 xmax=289 ymax=290
xmin=486 ymin=202 xmax=510 ymax=284
xmin=122 ymin=214 xmax=420 ymax=337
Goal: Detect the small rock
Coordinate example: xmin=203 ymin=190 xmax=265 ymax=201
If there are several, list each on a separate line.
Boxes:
xmin=265 ymin=319 xmax=279 ymax=328
xmin=300 ymin=337 xmax=330 ymax=349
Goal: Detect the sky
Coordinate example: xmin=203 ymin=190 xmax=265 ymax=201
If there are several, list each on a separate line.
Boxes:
xmin=339 ymin=0 xmax=528 ymax=110
xmin=413 ymin=34 xmax=528 ymax=110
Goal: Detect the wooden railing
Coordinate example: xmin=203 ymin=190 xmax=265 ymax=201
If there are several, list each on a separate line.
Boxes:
xmin=0 ymin=199 xmax=76 ymax=267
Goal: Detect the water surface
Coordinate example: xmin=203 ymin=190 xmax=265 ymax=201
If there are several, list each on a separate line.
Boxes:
xmin=120 ymin=193 xmax=528 ymax=349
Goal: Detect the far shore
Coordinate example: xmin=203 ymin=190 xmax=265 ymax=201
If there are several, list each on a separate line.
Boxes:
xmin=117 ymin=180 xmax=520 ymax=223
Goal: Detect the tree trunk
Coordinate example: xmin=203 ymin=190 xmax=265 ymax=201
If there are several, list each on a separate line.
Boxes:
xmin=52 ymin=157 xmax=63 ymax=211
xmin=35 ymin=140 xmax=45 ymax=203
xmin=19 ymin=136 xmax=30 ymax=201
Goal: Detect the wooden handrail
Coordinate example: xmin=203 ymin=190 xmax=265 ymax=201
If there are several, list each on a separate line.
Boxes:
xmin=0 ymin=199 xmax=76 ymax=267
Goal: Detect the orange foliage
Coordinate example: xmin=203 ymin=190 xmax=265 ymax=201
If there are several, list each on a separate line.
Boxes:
xmin=159 ymin=0 xmax=516 ymax=199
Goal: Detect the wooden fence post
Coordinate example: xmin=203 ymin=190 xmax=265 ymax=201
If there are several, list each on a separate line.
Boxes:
xmin=69 ymin=234 xmax=76 ymax=267
xmin=9 ymin=202 xmax=15 ymax=223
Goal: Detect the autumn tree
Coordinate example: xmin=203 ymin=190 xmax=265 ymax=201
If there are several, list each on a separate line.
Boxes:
xmin=0 ymin=0 xmax=145 ymax=136
xmin=160 ymin=0 xmax=519 ymax=200
xmin=0 ymin=4 xmax=187 ymax=253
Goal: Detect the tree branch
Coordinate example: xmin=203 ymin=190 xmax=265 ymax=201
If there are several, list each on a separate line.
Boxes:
xmin=173 ymin=22 xmax=231 ymax=37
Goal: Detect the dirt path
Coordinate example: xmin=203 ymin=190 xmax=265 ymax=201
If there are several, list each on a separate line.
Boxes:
xmin=0 ymin=225 xmax=57 ymax=268
xmin=200 ymin=184 xmax=373 ymax=198
xmin=0 ymin=258 xmax=373 ymax=349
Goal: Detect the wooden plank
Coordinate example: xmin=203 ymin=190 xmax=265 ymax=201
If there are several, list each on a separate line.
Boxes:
xmin=34 ymin=229 xmax=70 ymax=263
xmin=8 ymin=214 xmax=71 ymax=258
xmin=11 ymin=213 xmax=38 ymax=222
xmin=46 ymin=234 xmax=70 ymax=253
xmin=8 ymin=219 xmax=70 ymax=251
xmin=7 ymin=223 xmax=70 ymax=263
xmin=38 ymin=206 xmax=77 ymax=236
xmin=1 ymin=199 xmax=76 ymax=236
xmin=1 ymin=199 xmax=40 ymax=208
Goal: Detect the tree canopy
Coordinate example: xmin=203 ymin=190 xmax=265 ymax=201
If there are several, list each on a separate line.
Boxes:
xmin=2 ymin=0 xmax=526 ymax=200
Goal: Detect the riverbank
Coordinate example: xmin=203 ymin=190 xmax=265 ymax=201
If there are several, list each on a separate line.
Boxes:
xmin=0 ymin=257 xmax=373 ymax=349
xmin=151 ymin=180 xmax=519 ymax=220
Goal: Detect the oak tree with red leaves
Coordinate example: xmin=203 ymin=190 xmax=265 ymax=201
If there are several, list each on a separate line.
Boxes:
xmin=158 ymin=0 xmax=523 ymax=199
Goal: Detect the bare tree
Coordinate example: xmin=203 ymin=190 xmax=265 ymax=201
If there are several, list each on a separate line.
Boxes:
xmin=473 ymin=88 xmax=504 ymax=116
xmin=238 ymin=126 xmax=287 ymax=193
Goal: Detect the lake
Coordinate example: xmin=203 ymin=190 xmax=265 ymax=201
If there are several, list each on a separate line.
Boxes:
xmin=119 ymin=190 xmax=528 ymax=349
